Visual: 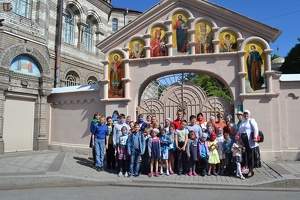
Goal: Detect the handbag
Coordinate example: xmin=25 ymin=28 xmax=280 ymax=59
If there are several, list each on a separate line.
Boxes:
xmin=249 ymin=119 xmax=264 ymax=143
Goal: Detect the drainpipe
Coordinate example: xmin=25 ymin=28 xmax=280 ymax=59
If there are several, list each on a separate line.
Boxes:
xmin=124 ymin=8 xmax=128 ymax=26
xmin=55 ymin=0 xmax=63 ymax=87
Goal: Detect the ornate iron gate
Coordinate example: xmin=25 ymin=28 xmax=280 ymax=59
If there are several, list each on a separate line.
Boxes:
xmin=137 ymin=73 xmax=232 ymax=125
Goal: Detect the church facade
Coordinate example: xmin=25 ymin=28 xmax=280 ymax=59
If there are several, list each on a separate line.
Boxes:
xmin=0 ymin=0 xmax=140 ymax=154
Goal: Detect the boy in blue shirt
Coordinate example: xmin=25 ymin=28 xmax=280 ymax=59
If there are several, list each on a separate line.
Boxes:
xmin=127 ymin=123 xmax=145 ymax=177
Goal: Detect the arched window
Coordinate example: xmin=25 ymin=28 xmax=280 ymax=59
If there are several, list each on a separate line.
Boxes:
xmin=13 ymin=0 xmax=32 ymax=18
xmin=65 ymin=71 xmax=79 ymax=86
xmin=64 ymin=8 xmax=75 ymax=45
xmin=87 ymin=76 xmax=98 ymax=84
xmin=84 ymin=19 xmax=93 ymax=52
xmin=112 ymin=18 xmax=118 ymax=32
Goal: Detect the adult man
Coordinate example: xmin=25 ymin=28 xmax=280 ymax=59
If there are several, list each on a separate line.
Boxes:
xmin=172 ymin=109 xmax=184 ymax=130
xmin=186 ymin=115 xmax=202 ymax=139
xmin=92 ymin=116 xmax=109 ymax=171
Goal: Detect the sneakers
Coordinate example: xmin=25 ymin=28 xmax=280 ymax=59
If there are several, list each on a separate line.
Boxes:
xmin=155 ymin=171 xmax=160 ymax=177
xmin=96 ymin=167 xmax=101 ymax=172
xmin=135 ymin=173 xmax=139 ymax=177
xmin=207 ymin=172 xmax=211 ymax=176
xmin=159 ymin=171 xmax=164 ymax=175
xmin=118 ymin=171 xmax=123 ymax=177
xmin=240 ymin=175 xmax=245 ymax=180
xmin=178 ymin=171 xmax=182 ymax=176
xmin=241 ymin=167 xmax=247 ymax=172
xmin=148 ymin=172 xmax=153 ymax=177
xmin=127 ymin=172 xmax=132 ymax=177
xmin=213 ymin=172 xmax=218 ymax=176
xmin=188 ymin=172 xmax=192 ymax=176
xmin=166 ymin=172 xmax=170 ymax=176
xmin=169 ymin=169 xmax=174 ymax=175
xmin=124 ymin=171 xmax=128 ymax=177
xmin=193 ymin=171 xmax=197 ymax=176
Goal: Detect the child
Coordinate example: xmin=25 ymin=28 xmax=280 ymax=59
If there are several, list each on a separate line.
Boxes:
xmin=205 ymin=124 xmax=214 ymax=140
xmin=198 ymin=133 xmax=210 ymax=176
xmin=168 ymin=124 xmax=176 ymax=175
xmin=118 ymin=126 xmax=129 ymax=177
xmin=159 ymin=129 xmax=171 ymax=175
xmin=207 ymin=132 xmax=220 ymax=176
xmin=223 ymin=133 xmax=233 ymax=176
xmin=127 ymin=123 xmax=145 ymax=177
xmin=141 ymin=128 xmax=151 ymax=175
xmin=153 ymin=122 xmax=161 ymax=132
xmin=216 ymin=126 xmax=225 ymax=175
xmin=231 ymin=134 xmax=246 ymax=179
xmin=175 ymin=120 xmax=189 ymax=175
xmin=128 ymin=121 xmax=135 ymax=134
xmin=148 ymin=128 xmax=161 ymax=177
xmin=186 ymin=131 xmax=198 ymax=176
xmin=106 ymin=116 xmax=116 ymax=169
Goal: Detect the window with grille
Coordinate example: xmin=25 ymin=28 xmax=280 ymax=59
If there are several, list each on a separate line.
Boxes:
xmin=84 ymin=19 xmax=93 ymax=52
xmin=13 ymin=0 xmax=32 ymax=18
xmin=87 ymin=76 xmax=97 ymax=85
xmin=112 ymin=18 xmax=118 ymax=32
xmin=64 ymin=9 xmax=75 ymax=45
xmin=65 ymin=71 xmax=79 ymax=86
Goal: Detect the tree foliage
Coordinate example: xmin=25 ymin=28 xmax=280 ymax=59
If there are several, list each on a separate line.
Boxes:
xmin=184 ymin=74 xmax=232 ymax=103
xmin=280 ymin=39 xmax=300 ymax=74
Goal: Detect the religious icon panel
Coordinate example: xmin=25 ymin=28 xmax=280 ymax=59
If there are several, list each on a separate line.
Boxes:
xmin=108 ymin=52 xmax=125 ymax=98
xmin=218 ymin=31 xmax=238 ymax=53
xmin=194 ymin=20 xmax=214 ymax=54
xmin=244 ymin=42 xmax=267 ymax=93
xmin=129 ymin=39 xmax=146 ymax=59
xmin=150 ymin=25 xmax=168 ymax=57
xmin=172 ymin=12 xmax=190 ymax=55
xmin=10 ymin=55 xmax=41 ymax=77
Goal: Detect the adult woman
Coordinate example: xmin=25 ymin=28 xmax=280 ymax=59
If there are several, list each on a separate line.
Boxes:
xmin=237 ymin=110 xmax=261 ymax=178
xmin=196 ymin=112 xmax=207 ymax=131
xmin=164 ymin=118 xmax=172 ymax=133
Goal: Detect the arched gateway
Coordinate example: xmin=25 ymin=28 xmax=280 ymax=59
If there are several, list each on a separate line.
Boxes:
xmin=47 ymin=0 xmax=300 ymax=161
xmin=95 ymin=0 xmax=300 ymax=161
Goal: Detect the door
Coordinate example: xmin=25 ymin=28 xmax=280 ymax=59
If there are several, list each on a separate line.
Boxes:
xmin=3 ymin=98 xmax=35 ymax=152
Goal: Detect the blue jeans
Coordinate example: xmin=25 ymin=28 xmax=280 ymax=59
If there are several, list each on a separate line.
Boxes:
xmin=129 ymin=150 xmax=141 ymax=174
xmin=94 ymin=138 xmax=105 ymax=167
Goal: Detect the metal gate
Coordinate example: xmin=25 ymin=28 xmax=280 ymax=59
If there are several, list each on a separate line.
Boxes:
xmin=137 ymin=73 xmax=232 ymax=125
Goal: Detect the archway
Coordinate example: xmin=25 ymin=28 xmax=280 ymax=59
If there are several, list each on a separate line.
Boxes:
xmin=137 ymin=72 xmax=233 ymax=125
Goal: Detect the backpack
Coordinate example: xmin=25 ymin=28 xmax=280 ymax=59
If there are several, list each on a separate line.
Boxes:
xmin=249 ymin=119 xmax=264 ymax=143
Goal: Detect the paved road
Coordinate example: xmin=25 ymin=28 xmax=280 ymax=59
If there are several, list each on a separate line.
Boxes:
xmin=1 ymin=186 xmax=300 ymax=200
xmin=0 ymin=150 xmax=300 ymax=190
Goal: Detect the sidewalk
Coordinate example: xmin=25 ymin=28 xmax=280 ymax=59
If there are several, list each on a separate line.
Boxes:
xmin=0 ymin=150 xmax=299 ymax=190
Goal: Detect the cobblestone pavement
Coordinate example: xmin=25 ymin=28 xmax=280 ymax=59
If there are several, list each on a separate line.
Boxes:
xmin=0 ymin=150 xmax=299 ymax=190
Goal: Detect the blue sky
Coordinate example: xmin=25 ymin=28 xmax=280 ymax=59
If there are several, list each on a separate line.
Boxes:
xmin=112 ymin=0 xmax=300 ymax=57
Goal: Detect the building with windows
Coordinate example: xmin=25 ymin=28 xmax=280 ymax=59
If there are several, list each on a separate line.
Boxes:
xmin=0 ymin=0 xmax=141 ymax=154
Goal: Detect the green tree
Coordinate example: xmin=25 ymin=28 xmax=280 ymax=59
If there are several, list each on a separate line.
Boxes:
xmin=280 ymin=38 xmax=300 ymax=74
xmin=271 ymin=54 xmax=279 ymax=60
xmin=185 ymin=74 xmax=232 ymax=103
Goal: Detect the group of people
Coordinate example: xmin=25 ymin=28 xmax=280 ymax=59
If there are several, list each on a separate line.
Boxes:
xmin=89 ymin=109 xmax=261 ymax=179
